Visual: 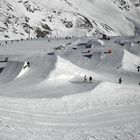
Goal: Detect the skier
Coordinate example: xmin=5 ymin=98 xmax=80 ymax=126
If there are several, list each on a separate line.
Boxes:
xmin=27 ymin=62 xmax=30 ymax=67
xmin=89 ymin=76 xmax=92 ymax=83
xmin=84 ymin=75 xmax=87 ymax=83
xmin=137 ymin=66 xmax=140 ymax=72
xmin=139 ymin=82 xmax=140 ymax=86
xmin=118 ymin=78 xmax=122 ymax=84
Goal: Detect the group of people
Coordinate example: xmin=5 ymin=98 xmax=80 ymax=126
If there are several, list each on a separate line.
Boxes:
xmin=83 ymin=76 xmax=140 ymax=86
xmin=84 ymin=75 xmax=92 ymax=83
xmin=84 ymin=75 xmax=123 ymax=84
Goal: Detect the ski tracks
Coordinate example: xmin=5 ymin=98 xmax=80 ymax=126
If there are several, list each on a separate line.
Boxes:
xmin=0 ymin=105 xmax=140 ymax=129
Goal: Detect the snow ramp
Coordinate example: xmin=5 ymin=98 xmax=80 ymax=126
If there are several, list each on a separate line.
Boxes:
xmin=16 ymin=54 xmax=57 ymax=82
xmin=0 ymin=54 xmax=57 ymax=84
xmin=0 ymin=61 xmax=24 ymax=83
xmin=61 ymin=49 xmax=102 ymax=71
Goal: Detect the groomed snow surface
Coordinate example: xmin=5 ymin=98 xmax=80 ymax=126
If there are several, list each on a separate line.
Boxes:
xmin=0 ymin=36 xmax=140 ymax=139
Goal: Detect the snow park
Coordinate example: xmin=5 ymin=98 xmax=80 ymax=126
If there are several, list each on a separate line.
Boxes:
xmin=0 ymin=0 xmax=140 ymax=139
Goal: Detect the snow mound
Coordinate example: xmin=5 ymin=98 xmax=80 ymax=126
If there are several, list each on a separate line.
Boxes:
xmin=122 ymin=49 xmax=140 ymax=71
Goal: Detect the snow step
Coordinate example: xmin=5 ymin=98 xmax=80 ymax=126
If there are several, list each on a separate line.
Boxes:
xmin=48 ymin=52 xmax=55 ymax=55
xmin=0 ymin=67 xmax=4 ymax=73
xmin=0 ymin=57 xmax=9 ymax=62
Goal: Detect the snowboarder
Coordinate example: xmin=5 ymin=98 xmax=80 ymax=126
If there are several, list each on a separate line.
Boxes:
xmin=89 ymin=76 xmax=92 ymax=83
xmin=118 ymin=78 xmax=122 ymax=84
xmin=137 ymin=66 xmax=140 ymax=72
xmin=84 ymin=75 xmax=87 ymax=83
xmin=27 ymin=62 xmax=30 ymax=67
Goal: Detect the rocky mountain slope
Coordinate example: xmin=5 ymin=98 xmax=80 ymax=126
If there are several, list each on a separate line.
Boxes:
xmin=0 ymin=0 xmax=140 ymax=40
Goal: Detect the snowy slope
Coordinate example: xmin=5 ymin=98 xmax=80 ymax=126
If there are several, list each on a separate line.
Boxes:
xmin=0 ymin=0 xmax=140 ymax=40
xmin=0 ymin=1 xmax=140 ymax=139
xmin=0 ymin=36 xmax=139 ymax=139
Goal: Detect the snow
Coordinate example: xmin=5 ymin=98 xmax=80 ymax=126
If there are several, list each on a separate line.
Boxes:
xmin=122 ymin=49 xmax=140 ymax=71
xmin=0 ymin=0 xmax=140 ymax=139
xmin=0 ymin=0 xmax=140 ymax=40
xmin=0 ymin=36 xmax=139 ymax=139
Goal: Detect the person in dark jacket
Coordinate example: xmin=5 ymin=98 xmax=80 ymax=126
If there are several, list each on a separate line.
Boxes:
xmin=27 ymin=62 xmax=30 ymax=67
xmin=118 ymin=78 xmax=122 ymax=84
xmin=84 ymin=75 xmax=87 ymax=83
xmin=137 ymin=66 xmax=140 ymax=72
xmin=89 ymin=76 xmax=92 ymax=83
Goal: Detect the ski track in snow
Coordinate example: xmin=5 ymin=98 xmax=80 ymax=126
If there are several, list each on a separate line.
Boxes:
xmin=0 ymin=105 xmax=140 ymax=129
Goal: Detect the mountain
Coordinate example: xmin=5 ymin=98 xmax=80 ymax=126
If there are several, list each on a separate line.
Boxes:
xmin=0 ymin=0 xmax=140 ymax=40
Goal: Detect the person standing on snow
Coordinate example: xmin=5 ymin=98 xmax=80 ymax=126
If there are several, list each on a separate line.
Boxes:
xmin=118 ymin=78 xmax=122 ymax=84
xmin=27 ymin=62 xmax=30 ymax=68
xmin=89 ymin=76 xmax=92 ymax=83
xmin=84 ymin=75 xmax=87 ymax=83
xmin=137 ymin=66 xmax=140 ymax=72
